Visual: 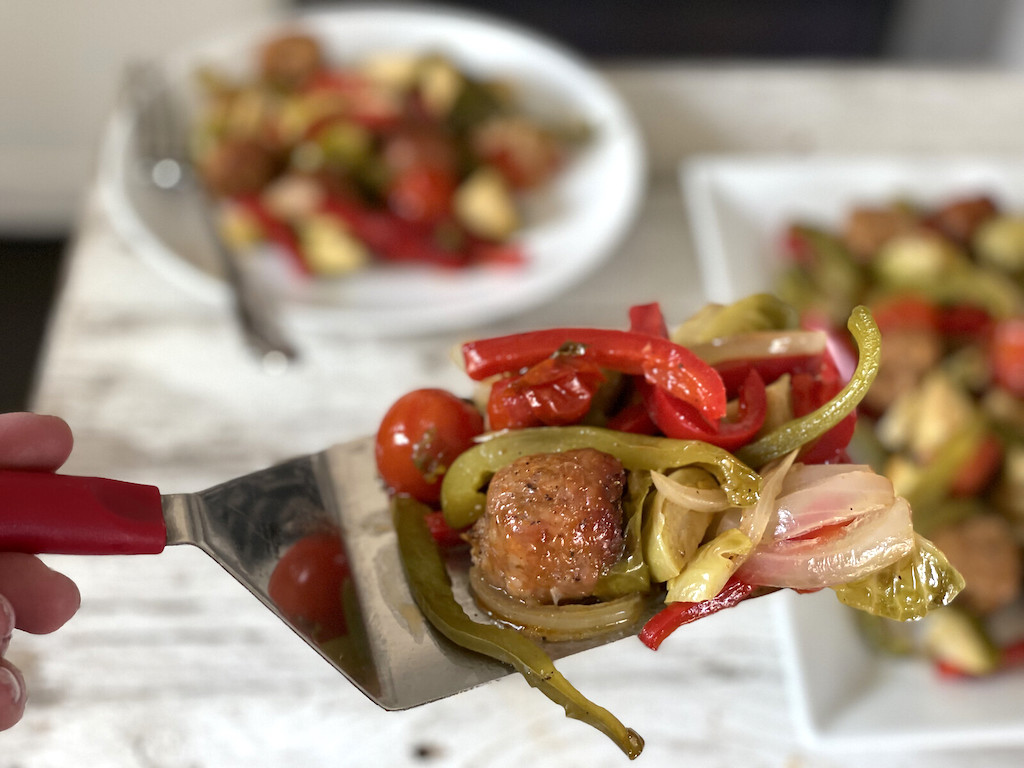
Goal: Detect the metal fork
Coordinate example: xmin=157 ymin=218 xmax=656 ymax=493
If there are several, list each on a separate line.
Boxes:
xmin=126 ymin=62 xmax=299 ymax=370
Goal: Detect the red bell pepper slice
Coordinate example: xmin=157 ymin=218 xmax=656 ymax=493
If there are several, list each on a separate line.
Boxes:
xmin=235 ymin=196 xmax=311 ymax=275
xmin=713 ymin=354 xmax=822 ymax=397
xmin=643 ymin=369 xmax=767 ymax=451
xmin=424 ymin=509 xmax=468 ymax=549
xmin=323 ymin=196 xmax=524 ymax=269
xmin=462 ymin=329 xmax=728 ymax=423
xmin=1000 ymin=638 xmax=1024 ymax=671
xmin=465 ymin=239 xmax=526 ymax=267
xmin=606 ymin=400 xmax=658 ymax=435
xmin=486 ymin=355 xmax=607 ymax=431
xmin=939 ymin=303 xmax=993 ymax=343
xmin=625 ymin=301 xmax=768 ymax=447
xmin=321 ymin=197 xmax=470 ymax=268
xmin=639 ymin=577 xmax=755 ymax=650
xmin=789 ymin=359 xmax=857 ymax=464
xmin=628 ymin=302 xmax=669 ymax=338
xmin=608 ymin=302 xmax=672 ymax=434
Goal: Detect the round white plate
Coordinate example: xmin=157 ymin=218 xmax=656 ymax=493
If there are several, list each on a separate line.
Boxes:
xmin=98 ymin=4 xmax=646 ymax=337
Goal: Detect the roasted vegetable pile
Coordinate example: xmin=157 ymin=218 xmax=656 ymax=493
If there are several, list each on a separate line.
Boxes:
xmin=778 ymin=194 xmax=1024 ymax=676
xmin=191 ymin=30 xmax=586 ymax=276
xmin=375 ymin=295 xmax=963 ymax=757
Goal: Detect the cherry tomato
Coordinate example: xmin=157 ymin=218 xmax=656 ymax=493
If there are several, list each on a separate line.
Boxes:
xmin=992 ymin=317 xmax=1024 ymax=397
xmin=375 ymin=388 xmax=485 ymax=504
xmin=424 ymin=510 xmax=468 ymax=549
xmin=268 ymin=532 xmax=350 ymax=642
xmin=386 ymin=165 xmax=457 ymax=225
xmin=869 ymin=294 xmax=940 ymax=334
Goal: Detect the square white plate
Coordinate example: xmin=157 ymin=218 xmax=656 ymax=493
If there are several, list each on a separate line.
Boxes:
xmin=684 ymin=154 xmax=1024 ymax=305
xmin=683 ymin=154 xmax=1024 ymax=751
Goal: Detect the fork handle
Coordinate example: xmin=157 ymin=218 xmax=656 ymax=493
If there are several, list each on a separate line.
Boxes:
xmin=196 ymin=203 xmax=300 ymax=366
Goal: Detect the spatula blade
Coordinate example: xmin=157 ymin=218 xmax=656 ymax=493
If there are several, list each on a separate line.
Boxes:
xmin=167 ymin=437 xmax=646 ymax=710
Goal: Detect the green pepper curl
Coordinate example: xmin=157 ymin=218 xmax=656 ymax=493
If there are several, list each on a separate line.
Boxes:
xmin=392 ymin=495 xmax=645 ymax=759
xmin=736 ymin=305 xmax=881 ymax=469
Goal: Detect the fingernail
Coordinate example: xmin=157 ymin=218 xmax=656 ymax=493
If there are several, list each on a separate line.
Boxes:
xmin=0 ymin=666 xmax=23 ymax=708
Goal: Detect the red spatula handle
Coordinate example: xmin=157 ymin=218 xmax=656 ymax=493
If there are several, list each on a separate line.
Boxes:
xmin=0 ymin=470 xmax=166 ymax=555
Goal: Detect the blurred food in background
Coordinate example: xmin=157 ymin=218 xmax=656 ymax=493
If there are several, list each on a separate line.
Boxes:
xmin=777 ymin=194 xmax=1024 ymax=677
xmin=191 ymin=29 xmax=589 ymax=277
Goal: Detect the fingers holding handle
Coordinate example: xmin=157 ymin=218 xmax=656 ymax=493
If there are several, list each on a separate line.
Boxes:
xmin=0 ymin=413 xmax=73 ymax=471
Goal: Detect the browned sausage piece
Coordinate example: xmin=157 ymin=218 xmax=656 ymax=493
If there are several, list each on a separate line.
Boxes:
xmin=862 ymin=327 xmax=942 ymax=416
xmin=928 ymin=512 xmax=1022 ymax=616
xmin=841 ymin=205 xmax=917 ymax=261
xmin=198 ymin=138 xmax=281 ymax=198
xmin=468 ymin=448 xmax=626 ymax=605
xmin=925 ymin=195 xmax=998 ymax=245
xmin=259 ymin=32 xmax=324 ymax=91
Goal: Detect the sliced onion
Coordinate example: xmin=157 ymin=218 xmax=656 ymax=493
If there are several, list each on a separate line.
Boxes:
xmin=737 ymin=497 xmax=915 ymax=590
xmin=737 ymin=450 xmax=798 ymax=553
xmin=650 ymin=470 xmax=731 ymax=512
xmin=780 ymin=462 xmax=874 ymax=495
xmin=712 ymin=507 xmax=743 ymax=536
xmin=690 ymin=330 xmax=827 ymax=366
xmin=772 ymin=469 xmax=897 ymax=540
xmin=468 ymin=567 xmax=645 ymax=641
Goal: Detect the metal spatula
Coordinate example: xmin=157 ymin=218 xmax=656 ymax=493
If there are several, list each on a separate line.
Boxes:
xmin=0 ymin=436 xmax=644 ymax=710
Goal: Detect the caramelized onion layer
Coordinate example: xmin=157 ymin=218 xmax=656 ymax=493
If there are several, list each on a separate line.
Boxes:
xmin=469 ymin=566 xmax=645 ymax=641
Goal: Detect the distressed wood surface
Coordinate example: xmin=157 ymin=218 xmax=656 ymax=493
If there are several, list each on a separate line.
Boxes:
xmin=7 ymin=64 xmax=1024 ymax=767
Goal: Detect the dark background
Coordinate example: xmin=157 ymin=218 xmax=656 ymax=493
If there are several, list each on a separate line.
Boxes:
xmin=0 ymin=0 xmax=906 ymax=412
xmin=294 ymin=0 xmax=899 ymax=60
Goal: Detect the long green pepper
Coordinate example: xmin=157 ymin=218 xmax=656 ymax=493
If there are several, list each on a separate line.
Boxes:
xmin=392 ymin=495 xmax=645 ymax=759
xmin=736 ymin=305 xmax=881 ymax=468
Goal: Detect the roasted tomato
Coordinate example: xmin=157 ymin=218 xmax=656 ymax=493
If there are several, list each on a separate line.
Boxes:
xmin=268 ymin=532 xmax=350 ymax=642
xmin=375 ymin=388 xmax=484 ymax=504
xmin=386 ymin=165 xmax=457 ymax=225
xmin=992 ymin=316 xmax=1024 ymax=397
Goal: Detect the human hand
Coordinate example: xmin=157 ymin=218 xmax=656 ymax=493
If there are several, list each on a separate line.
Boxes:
xmin=0 ymin=412 xmax=81 ymax=730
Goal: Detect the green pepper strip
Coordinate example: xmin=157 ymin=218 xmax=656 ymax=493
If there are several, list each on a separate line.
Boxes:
xmin=392 ymin=496 xmax=645 ymax=760
xmin=441 ymin=425 xmax=762 ymax=530
xmin=593 ymin=470 xmax=652 ymax=599
xmin=671 ymin=292 xmax=799 ymax=346
xmin=736 ymin=306 xmax=881 ymax=469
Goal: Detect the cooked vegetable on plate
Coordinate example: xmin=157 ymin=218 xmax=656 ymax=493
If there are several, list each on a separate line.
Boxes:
xmin=777 ymin=194 xmax=1024 ymax=677
xmin=190 ymin=29 xmax=586 ymax=276
xmin=374 ymin=294 xmax=963 ymax=758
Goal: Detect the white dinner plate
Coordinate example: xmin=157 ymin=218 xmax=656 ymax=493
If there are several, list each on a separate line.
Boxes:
xmin=98 ymin=5 xmax=645 ymax=337
xmin=683 ymin=153 xmax=1024 ymax=751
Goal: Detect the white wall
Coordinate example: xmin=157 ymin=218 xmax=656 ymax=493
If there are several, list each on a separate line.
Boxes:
xmin=0 ymin=0 xmax=284 ymax=235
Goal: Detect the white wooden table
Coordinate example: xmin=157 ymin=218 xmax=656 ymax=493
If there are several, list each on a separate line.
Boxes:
xmin=7 ymin=63 xmax=1024 ymax=767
